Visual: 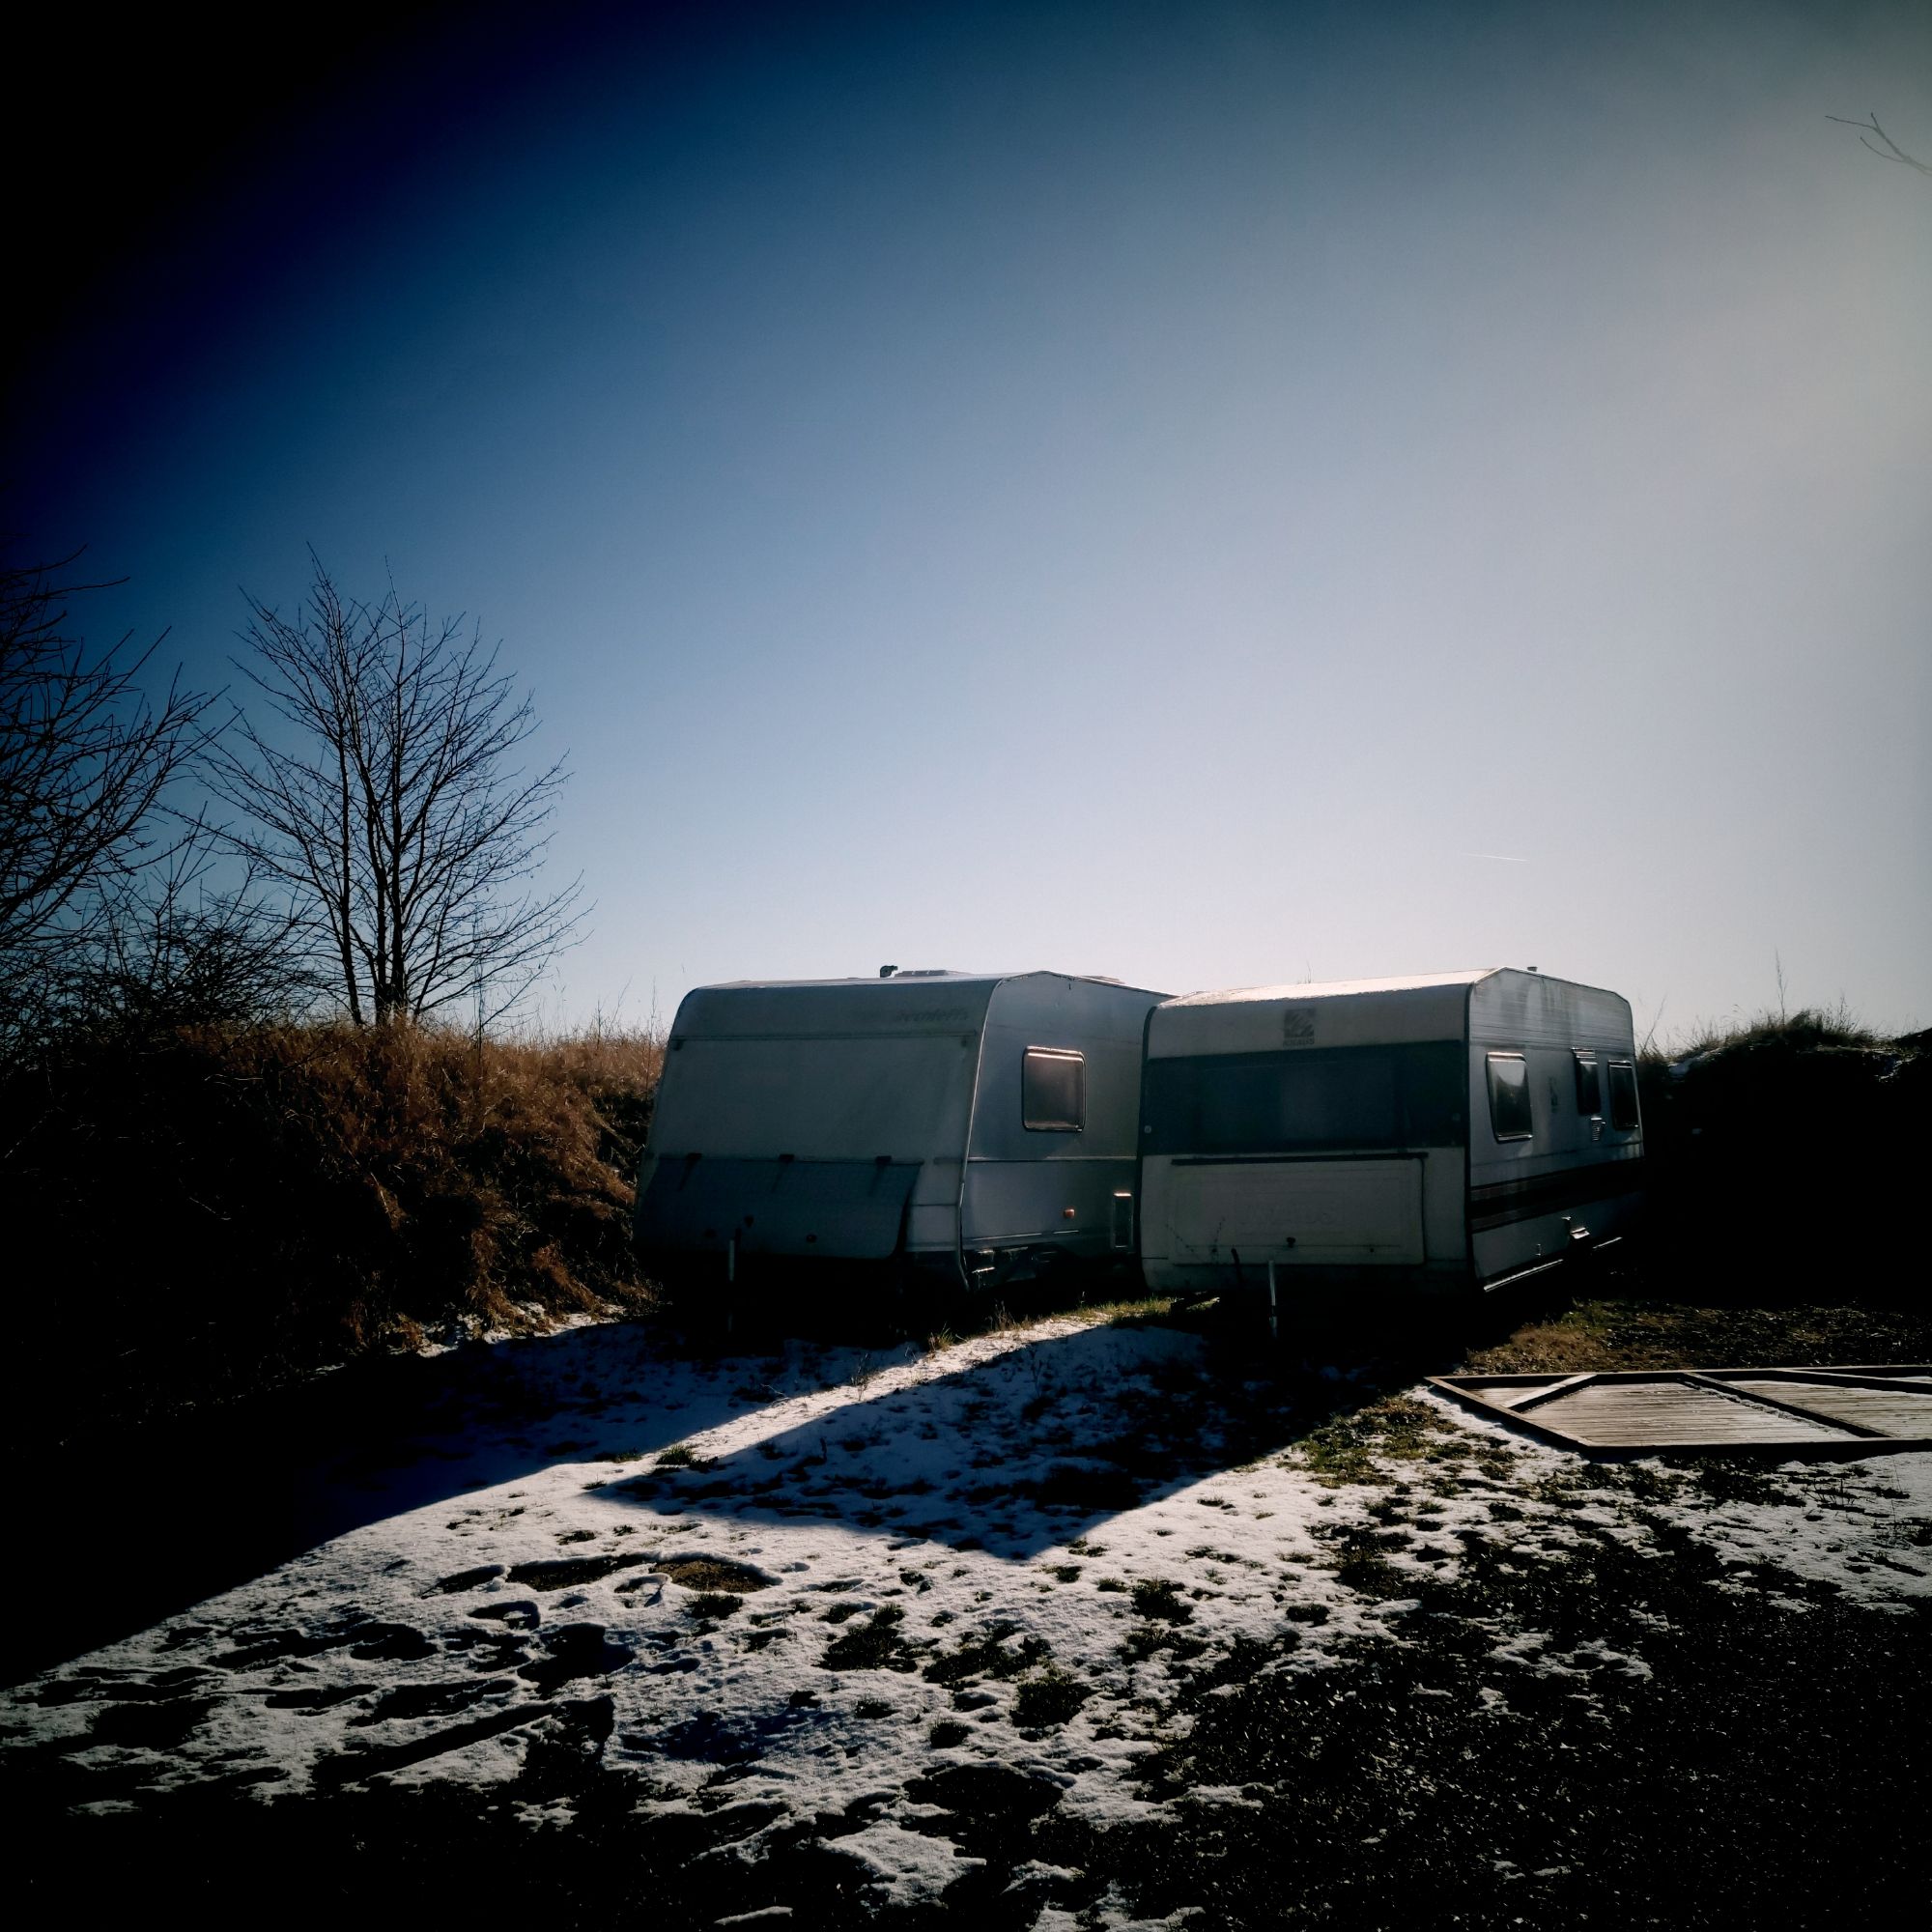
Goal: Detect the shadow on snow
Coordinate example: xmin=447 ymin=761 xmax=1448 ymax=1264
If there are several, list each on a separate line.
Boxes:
xmin=6 ymin=1321 xmax=781 ymax=1683
xmin=588 ymin=1316 xmax=1404 ymax=1564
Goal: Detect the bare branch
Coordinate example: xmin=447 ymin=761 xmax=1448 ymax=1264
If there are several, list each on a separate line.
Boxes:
xmin=1827 ymin=112 xmax=1932 ymax=175
xmin=0 ymin=544 xmax=218 ymax=1046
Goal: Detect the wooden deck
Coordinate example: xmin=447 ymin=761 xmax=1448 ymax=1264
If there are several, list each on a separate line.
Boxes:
xmin=1429 ymin=1366 xmax=1932 ymax=1456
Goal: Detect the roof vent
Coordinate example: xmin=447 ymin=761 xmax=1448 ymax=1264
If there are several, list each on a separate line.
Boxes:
xmin=879 ymin=964 xmax=897 ymax=978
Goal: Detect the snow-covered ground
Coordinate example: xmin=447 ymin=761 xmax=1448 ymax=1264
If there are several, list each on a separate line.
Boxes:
xmin=6 ymin=1311 xmax=1928 ymax=1921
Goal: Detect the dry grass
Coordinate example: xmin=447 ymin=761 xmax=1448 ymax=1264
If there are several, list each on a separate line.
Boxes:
xmin=1647 ymin=999 xmax=1893 ymax=1065
xmin=1 ymin=1015 xmax=665 ymax=1442
xmin=183 ymin=1018 xmax=667 ymax=1346
xmin=1463 ymin=1304 xmax=1629 ymax=1376
xmin=1464 ymin=1295 xmax=1932 ymax=1376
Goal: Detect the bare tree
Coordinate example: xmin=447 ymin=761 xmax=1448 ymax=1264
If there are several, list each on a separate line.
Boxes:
xmin=0 ymin=545 xmax=214 ymax=1039
xmin=206 ymin=557 xmax=583 ymax=1025
xmin=1827 ymin=113 xmax=1932 ymax=176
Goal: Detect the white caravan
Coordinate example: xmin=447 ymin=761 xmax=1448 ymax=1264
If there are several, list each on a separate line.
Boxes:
xmin=636 ymin=970 xmax=1166 ymax=1293
xmin=1138 ymin=969 xmax=1644 ymax=1307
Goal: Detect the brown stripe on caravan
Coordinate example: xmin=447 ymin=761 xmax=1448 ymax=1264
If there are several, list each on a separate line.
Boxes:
xmin=1466 ymin=1155 xmax=1648 ymax=1232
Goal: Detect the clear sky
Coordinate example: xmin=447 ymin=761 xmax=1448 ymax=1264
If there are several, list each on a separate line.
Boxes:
xmin=8 ymin=0 xmax=1929 ymax=1038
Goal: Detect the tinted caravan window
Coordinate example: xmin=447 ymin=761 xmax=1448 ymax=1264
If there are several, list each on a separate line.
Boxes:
xmin=1022 ymin=1048 xmax=1085 ymax=1131
xmin=1607 ymin=1059 xmax=1640 ymax=1131
xmin=1141 ymin=1043 xmax=1465 ymax=1156
xmin=1574 ymin=1052 xmax=1602 ymax=1116
xmin=1486 ymin=1052 xmax=1534 ymax=1140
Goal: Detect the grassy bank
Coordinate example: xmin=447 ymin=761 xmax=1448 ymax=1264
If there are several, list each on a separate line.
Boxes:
xmin=2 ymin=1020 xmax=664 ymax=1448
xmin=1635 ymin=1003 xmax=1927 ymax=1298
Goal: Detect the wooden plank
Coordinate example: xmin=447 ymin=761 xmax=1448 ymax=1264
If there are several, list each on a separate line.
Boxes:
xmin=1450 ymin=1380 xmax=1563 ymax=1403
xmin=1701 ymin=1367 xmax=1932 ymax=1396
xmin=1501 ymin=1373 xmax=1600 ymax=1412
xmin=1720 ymin=1378 xmax=1932 ymax=1439
xmin=1438 ymin=1372 xmax=1593 ymax=1389
xmin=1425 ymin=1378 xmax=1566 ymax=1435
xmin=1682 ymin=1374 xmax=1891 ymax=1439
xmin=1822 ymin=1365 xmax=1932 ymax=1381
xmin=1530 ymin=1380 xmax=1851 ymax=1445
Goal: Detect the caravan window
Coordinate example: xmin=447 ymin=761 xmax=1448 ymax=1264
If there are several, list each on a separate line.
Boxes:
xmin=1022 ymin=1048 xmax=1085 ymax=1132
xmin=1573 ymin=1052 xmax=1602 ymax=1116
xmin=1140 ymin=1042 xmax=1465 ymax=1155
xmin=1486 ymin=1053 xmax=1534 ymax=1141
xmin=1607 ymin=1059 xmax=1640 ymax=1131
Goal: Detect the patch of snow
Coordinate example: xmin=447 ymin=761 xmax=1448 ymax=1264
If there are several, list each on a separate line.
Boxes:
xmin=833 ymin=1822 xmax=986 ymax=1905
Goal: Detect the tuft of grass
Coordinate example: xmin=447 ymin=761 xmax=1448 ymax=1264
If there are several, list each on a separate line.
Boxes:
xmin=1295 ymin=1396 xmax=1462 ymax=1488
xmin=687 ymin=1592 xmax=743 ymax=1620
xmin=505 ymin=1551 xmax=647 ymax=1591
xmin=658 ymin=1554 xmax=772 ymax=1593
xmin=1682 ymin=1459 xmax=1801 ymax=1508
xmin=1129 ymin=1578 xmax=1193 ymax=1625
xmin=923 ymin=1622 xmax=1052 ymax=1686
xmin=1122 ymin=1625 xmax=1210 ymax=1663
xmin=820 ymin=1605 xmax=920 ymax=1673
xmin=1462 ymin=1302 xmax=1626 ymax=1376
xmin=1092 ymin=1294 xmax=1180 ymax=1328
xmin=1013 ymin=1665 xmax=1094 ymax=1729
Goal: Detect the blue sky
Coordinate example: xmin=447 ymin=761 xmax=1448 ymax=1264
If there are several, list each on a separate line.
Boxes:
xmin=9 ymin=0 xmax=1929 ymax=1037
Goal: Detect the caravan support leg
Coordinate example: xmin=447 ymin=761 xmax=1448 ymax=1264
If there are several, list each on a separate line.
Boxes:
xmin=1267 ymin=1261 xmax=1279 ymax=1345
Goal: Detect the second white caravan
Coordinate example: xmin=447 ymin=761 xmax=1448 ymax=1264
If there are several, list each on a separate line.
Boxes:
xmin=1137 ymin=969 xmax=1644 ymax=1308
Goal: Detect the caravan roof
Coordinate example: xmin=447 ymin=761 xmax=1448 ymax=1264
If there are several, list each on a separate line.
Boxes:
xmin=1151 ymin=971 xmax=1505 ymax=1055
xmin=674 ymin=971 xmax=1166 ymax=1040
xmin=1161 ymin=970 xmax=1499 ymax=1009
xmin=1150 ymin=971 xmax=1634 ymax=1056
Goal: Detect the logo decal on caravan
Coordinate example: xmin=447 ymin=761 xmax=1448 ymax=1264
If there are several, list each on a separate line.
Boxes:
xmin=1281 ymin=1006 xmax=1317 ymax=1047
